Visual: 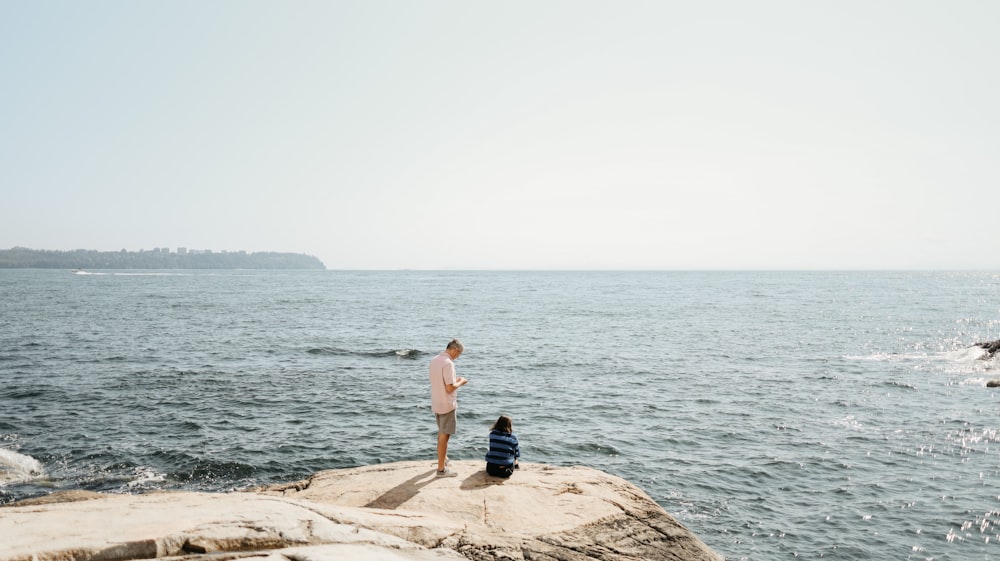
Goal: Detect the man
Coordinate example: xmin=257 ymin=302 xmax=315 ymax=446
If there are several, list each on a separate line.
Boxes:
xmin=429 ymin=339 xmax=468 ymax=477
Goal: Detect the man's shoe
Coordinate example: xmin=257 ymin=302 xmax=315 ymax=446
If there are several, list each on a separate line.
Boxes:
xmin=436 ymin=468 xmax=458 ymax=478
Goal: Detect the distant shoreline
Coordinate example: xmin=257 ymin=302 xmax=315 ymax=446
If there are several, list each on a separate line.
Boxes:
xmin=0 ymin=247 xmax=325 ymax=270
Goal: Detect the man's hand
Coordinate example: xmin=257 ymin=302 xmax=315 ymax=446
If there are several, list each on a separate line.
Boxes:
xmin=446 ymin=377 xmax=468 ymax=393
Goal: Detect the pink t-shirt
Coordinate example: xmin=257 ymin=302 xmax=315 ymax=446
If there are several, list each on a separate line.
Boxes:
xmin=429 ymin=351 xmax=458 ymax=414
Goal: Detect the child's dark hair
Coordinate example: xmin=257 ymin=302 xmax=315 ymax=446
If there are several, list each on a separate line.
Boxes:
xmin=491 ymin=415 xmax=513 ymax=433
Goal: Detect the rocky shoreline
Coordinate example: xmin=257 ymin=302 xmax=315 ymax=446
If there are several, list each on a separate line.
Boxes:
xmin=1 ymin=461 xmax=724 ymax=561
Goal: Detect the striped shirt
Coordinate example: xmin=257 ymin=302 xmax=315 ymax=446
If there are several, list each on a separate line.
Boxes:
xmin=484 ymin=430 xmax=520 ymax=466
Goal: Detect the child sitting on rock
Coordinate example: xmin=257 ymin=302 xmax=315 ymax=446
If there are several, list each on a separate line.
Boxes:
xmin=485 ymin=415 xmax=520 ymax=478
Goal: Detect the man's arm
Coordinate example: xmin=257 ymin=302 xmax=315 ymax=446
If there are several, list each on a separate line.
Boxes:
xmin=445 ymin=377 xmax=468 ymax=393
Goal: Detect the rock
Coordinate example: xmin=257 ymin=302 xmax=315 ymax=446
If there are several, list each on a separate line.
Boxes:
xmin=6 ymin=489 xmax=105 ymax=506
xmin=1 ymin=461 xmax=724 ymax=561
xmin=976 ymin=339 xmax=1000 ymax=359
xmin=987 ymin=379 xmax=1000 ymax=388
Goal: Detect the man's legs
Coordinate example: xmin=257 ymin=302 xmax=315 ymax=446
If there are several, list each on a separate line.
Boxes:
xmin=437 ymin=432 xmax=450 ymax=472
xmin=435 ymin=409 xmax=457 ymax=474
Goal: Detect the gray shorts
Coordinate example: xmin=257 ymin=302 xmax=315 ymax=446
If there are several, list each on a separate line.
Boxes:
xmin=435 ymin=409 xmax=457 ymax=435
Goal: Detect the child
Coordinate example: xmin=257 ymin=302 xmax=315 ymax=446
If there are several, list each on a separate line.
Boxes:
xmin=484 ymin=415 xmax=520 ymax=478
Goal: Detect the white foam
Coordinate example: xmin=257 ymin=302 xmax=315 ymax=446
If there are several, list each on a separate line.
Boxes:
xmin=944 ymin=347 xmax=989 ymax=363
xmin=832 ymin=415 xmax=864 ymax=432
xmin=0 ymin=448 xmax=45 ymax=485
xmin=843 ymin=352 xmax=932 ymax=362
xmin=845 ymin=347 xmax=996 ymax=376
xmin=125 ymin=467 xmax=166 ymax=488
xmin=74 ymin=271 xmax=187 ymax=276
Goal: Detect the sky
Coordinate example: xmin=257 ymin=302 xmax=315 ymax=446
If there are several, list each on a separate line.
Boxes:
xmin=1 ymin=1 xmax=997 ymax=270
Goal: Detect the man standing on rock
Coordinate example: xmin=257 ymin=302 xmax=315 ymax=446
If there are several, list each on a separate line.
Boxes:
xmin=429 ymin=339 xmax=468 ymax=477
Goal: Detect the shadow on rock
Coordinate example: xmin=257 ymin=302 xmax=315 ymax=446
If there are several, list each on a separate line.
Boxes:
xmin=364 ymin=469 xmax=438 ymax=509
xmin=459 ymin=468 xmax=510 ymax=491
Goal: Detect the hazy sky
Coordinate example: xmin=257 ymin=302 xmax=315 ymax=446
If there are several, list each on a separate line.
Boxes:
xmin=2 ymin=1 xmax=997 ymax=269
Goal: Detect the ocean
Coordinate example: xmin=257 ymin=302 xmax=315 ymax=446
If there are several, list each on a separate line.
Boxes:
xmin=1 ymin=269 xmax=999 ymax=560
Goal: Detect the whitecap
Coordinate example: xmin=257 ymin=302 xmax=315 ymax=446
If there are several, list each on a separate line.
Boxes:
xmin=0 ymin=448 xmax=45 ymax=485
xmin=844 ymin=346 xmax=991 ymax=367
xmin=125 ymin=467 xmax=166 ymax=488
xmin=943 ymin=347 xmax=989 ymax=363
xmin=832 ymin=415 xmax=864 ymax=431
xmin=842 ymin=352 xmax=931 ymax=362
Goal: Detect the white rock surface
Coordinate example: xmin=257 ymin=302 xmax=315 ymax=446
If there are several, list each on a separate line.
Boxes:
xmin=1 ymin=461 xmax=724 ymax=561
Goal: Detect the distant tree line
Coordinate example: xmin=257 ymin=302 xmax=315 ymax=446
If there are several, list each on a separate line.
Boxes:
xmin=0 ymin=247 xmax=326 ymax=270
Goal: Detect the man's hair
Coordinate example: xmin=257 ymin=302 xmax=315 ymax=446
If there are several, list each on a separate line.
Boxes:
xmin=446 ymin=339 xmax=464 ymax=352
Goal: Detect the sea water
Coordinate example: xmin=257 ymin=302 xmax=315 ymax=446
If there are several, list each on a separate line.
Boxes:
xmin=1 ymin=269 xmax=999 ymax=560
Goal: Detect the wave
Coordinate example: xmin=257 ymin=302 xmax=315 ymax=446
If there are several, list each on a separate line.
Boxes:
xmin=881 ymin=380 xmax=917 ymax=390
xmin=125 ymin=467 xmax=166 ymax=489
xmin=306 ymin=347 xmax=425 ymax=359
xmin=0 ymin=449 xmax=44 ymax=485
xmin=832 ymin=415 xmax=865 ymax=432
xmin=74 ymin=271 xmax=187 ymax=276
xmin=164 ymin=458 xmax=258 ymax=485
xmin=843 ymin=351 xmax=932 ymax=362
xmin=844 ymin=345 xmax=996 ymax=375
xmin=943 ymin=346 xmax=991 ymax=363
xmin=0 ymin=388 xmax=49 ymax=399
xmin=110 ymin=272 xmax=188 ymax=276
